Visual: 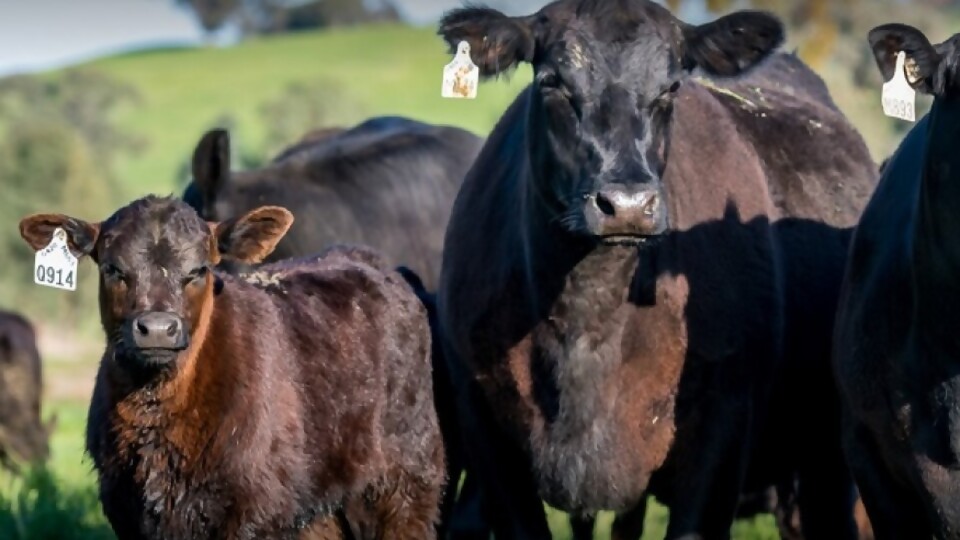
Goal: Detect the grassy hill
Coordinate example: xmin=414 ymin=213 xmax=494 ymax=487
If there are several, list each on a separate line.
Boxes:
xmin=88 ymin=23 xmax=531 ymax=198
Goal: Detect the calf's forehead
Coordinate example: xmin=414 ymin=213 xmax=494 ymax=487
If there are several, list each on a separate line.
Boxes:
xmin=99 ymin=199 xmax=211 ymax=266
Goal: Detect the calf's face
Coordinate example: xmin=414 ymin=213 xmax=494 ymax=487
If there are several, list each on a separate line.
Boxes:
xmin=19 ymin=198 xmax=293 ymax=378
xmin=439 ymin=0 xmax=783 ymax=242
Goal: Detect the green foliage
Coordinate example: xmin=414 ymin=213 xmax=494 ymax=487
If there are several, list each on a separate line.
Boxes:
xmin=0 ymin=467 xmax=112 ymax=540
xmin=175 ymin=0 xmax=240 ymax=33
xmin=0 ymin=68 xmax=140 ymax=332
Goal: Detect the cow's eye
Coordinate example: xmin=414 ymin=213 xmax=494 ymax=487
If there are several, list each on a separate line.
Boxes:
xmin=538 ymin=71 xmax=562 ymax=90
xmin=183 ymin=266 xmax=208 ymax=286
xmin=102 ymin=264 xmax=126 ymax=282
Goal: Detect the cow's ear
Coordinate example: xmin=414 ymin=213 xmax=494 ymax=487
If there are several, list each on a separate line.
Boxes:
xmin=438 ymin=7 xmax=536 ymax=78
xmin=191 ymin=129 xmax=231 ymax=218
xmin=869 ymin=23 xmax=943 ymax=95
xmin=682 ymin=11 xmax=784 ymax=77
xmin=214 ymin=206 xmax=293 ymax=264
xmin=19 ymin=214 xmax=100 ymax=259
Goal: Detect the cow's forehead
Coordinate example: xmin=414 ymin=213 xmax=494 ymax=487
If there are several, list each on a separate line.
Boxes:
xmin=542 ymin=0 xmax=679 ymax=42
xmin=98 ymin=196 xmax=210 ymax=264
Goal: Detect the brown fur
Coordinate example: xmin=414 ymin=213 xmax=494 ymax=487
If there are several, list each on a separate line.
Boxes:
xmin=19 ymin=196 xmax=445 ymax=540
xmin=0 ymin=311 xmax=50 ymax=470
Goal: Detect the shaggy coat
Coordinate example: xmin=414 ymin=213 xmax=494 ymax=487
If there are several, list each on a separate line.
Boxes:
xmin=19 ymin=196 xmax=445 ymax=540
xmin=834 ymin=23 xmax=960 ymax=538
xmin=182 ymin=115 xmax=484 ymax=288
xmin=435 ymin=1 xmax=877 ymax=538
xmin=0 ymin=310 xmax=49 ymax=469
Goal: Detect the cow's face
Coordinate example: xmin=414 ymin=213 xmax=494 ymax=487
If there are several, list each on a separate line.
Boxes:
xmin=439 ymin=0 xmax=783 ymax=243
xmin=869 ymin=23 xmax=960 ymax=98
xmin=19 ymin=198 xmax=292 ymax=379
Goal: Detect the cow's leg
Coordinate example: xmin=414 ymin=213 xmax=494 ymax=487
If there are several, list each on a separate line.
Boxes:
xmin=844 ymin=422 xmax=931 ymax=540
xmin=569 ymin=513 xmax=595 ymax=540
xmin=611 ymin=497 xmax=647 ymax=540
xmin=795 ymin=422 xmax=857 ymax=540
xmin=451 ymin=378 xmax=552 ymax=540
xmin=663 ymin=399 xmax=751 ymax=540
xmin=446 ymin=472 xmax=489 ymax=540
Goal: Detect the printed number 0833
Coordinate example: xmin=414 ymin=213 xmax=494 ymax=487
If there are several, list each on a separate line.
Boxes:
xmin=36 ymin=264 xmax=74 ymax=288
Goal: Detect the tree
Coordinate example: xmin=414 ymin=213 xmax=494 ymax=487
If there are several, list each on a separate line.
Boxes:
xmin=176 ymin=0 xmax=241 ymax=34
xmin=0 ymin=68 xmax=143 ymax=327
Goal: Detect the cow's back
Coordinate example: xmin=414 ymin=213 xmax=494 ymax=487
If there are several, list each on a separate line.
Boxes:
xmin=239 ymin=245 xmax=441 ymax=487
xmin=229 ymin=119 xmax=484 ymax=288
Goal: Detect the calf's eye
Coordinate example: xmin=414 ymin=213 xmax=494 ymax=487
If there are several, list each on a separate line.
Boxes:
xmin=102 ymin=264 xmax=126 ymax=282
xmin=183 ymin=266 xmax=208 ymax=287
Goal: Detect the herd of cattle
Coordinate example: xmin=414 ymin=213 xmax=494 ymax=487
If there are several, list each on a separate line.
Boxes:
xmin=2 ymin=1 xmax=960 ymax=538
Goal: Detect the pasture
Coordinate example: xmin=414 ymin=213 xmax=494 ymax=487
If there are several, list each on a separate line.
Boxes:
xmin=0 ymin=12 xmax=949 ymax=539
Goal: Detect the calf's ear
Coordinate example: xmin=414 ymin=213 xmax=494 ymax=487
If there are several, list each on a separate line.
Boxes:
xmin=19 ymin=214 xmax=100 ymax=258
xmin=214 ymin=206 xmax=293 ymax=264
xmin=438 ymin=7 xmax=536 ymax=78
xmin=683 ymin=10 xmax=784 ymax=77
xmin=191 ymin=129 xmax=231 ymax=218
xmin=868 ymin=23 xmax=942 ymax=95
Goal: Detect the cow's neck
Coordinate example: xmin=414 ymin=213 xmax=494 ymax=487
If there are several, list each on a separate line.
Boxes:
xmin=912 ymin=95 xmax=960 ymax=350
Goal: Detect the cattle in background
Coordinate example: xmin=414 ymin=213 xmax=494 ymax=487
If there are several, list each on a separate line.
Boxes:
xmin=19 ymin=196 xmax=445 ymax=539
xmin=435 ymin=1 xmax=877 ymax=538
xmin=834 ymin=23 xmax=960 ymax=537
xmin=182 ymin=116 xmax=484 ymax=288
xmin=0 ymin=311 xmax=49 ymax=470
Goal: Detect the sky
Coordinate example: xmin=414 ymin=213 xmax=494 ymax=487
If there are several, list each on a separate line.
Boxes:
xmin=0 ymin=0 xmax=207 ymax=76
xmin=0 ymin=0 xmax=707 ymax=76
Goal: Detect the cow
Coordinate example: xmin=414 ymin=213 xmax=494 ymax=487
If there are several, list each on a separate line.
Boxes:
xmin=19 ymin=196 xmax=446 ymax=539
xmin=434 ymin=1 xmax=877 ymax=538
xmin=833 ymin=23 xmax=960 ymax=538
xmin=0 ymin=310 xmax=49 ymax=470
xmin=182 ymin=116 xmax=484 ymax=289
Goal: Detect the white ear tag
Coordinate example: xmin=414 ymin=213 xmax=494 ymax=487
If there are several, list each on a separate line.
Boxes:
xmin=33 ymin=228 xmax=78 ymax=291
xmin=882 ymin=51 xmax=916 ymax=122
xmin=442 ymin=41 xmax=479 ymax=99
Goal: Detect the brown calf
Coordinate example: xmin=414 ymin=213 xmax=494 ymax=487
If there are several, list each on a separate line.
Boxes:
xmin=19 ymin=196 xmax=445 ymax=540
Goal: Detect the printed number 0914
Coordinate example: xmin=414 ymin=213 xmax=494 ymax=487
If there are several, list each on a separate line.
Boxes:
xmin=36 ymin=264 xmax=74 ymax=288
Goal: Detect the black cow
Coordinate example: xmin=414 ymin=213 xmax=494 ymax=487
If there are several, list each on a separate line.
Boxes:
xmin=435 ymin=1 xmax=876 ymax=538
xmin=834 ymin=23 xmax=960 ymax=537
xmin=183 ymin=116 xmax=484 ymax=289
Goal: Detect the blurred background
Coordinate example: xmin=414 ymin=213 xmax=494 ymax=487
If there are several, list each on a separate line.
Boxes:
xmin=0 ymin=0 xmax=957 ymax=538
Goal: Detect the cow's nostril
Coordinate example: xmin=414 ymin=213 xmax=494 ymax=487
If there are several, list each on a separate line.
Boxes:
xmin=165 ymin=321 xmax=179 ymax=337
xmin=595 ymin=193 xmax=616 ymax=217
xmin=137 ymin=320 xmax=149 ymax=336
xmin=643 ymin=194 xmax=659 ymax=217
